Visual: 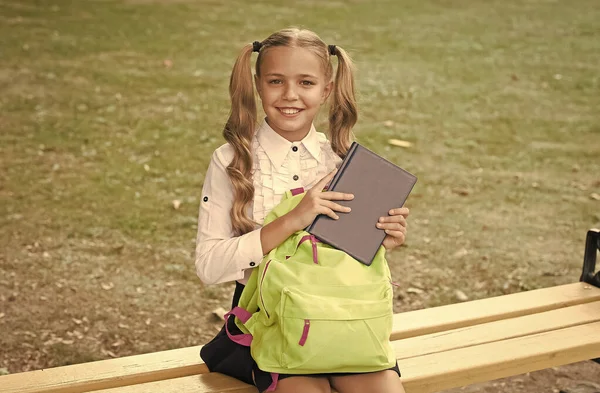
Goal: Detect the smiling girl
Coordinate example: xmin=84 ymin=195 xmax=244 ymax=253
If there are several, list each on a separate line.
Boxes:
xmin=196 ymin=28 xmax=409 ymax=393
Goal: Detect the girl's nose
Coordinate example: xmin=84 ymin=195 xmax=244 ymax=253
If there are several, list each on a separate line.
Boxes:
xmin=283 ymin=84 xmax=299 ymax=100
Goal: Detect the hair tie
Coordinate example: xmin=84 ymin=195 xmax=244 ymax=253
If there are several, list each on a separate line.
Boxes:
xmin=252 ymin=41 xmax=263 ymax=52
xmin=328 ymin=45 xmax=337 ymax=56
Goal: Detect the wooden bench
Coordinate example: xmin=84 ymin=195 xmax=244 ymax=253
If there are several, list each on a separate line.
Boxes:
xmin=3 ymin=229 xmax=600 ymax=393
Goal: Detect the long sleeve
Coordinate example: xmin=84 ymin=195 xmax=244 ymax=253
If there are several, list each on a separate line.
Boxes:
xmin=195 ymin=146 xmax=265 ymax=285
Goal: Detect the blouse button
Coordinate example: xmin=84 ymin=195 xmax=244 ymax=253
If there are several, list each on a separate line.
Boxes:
xmin=203 ymin=196 xmax=208 ymax=202
xmin=293 ymin=175 xmax=299 ymax=181
xmin=292 ymin=146 xmax=298 ymax=152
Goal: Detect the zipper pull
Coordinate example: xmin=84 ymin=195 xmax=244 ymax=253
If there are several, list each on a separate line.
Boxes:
xmin=299 ymin=319 xmax=310 ymax=346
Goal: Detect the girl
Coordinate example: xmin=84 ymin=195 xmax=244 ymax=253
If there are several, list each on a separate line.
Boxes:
xmin=196 ymin=27 xmax=409 ymax=393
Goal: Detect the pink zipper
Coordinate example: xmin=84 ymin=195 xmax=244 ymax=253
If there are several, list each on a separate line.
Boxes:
xmin=259 ymin=260 xmax=272 ymax=318
xmin=299 ymin=235 xmax=319 ymax=264
xmin=298 ymin=319 xmax=310 ymax=346
xmin=310 ymin=235 xmax=318 ymax=264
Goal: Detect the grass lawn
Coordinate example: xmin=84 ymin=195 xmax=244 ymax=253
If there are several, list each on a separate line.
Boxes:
xmin=1 ymin=0 xmax=599 ymax=389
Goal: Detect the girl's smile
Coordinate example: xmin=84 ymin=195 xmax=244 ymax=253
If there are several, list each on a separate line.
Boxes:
xmin=278 ymin=107 xmax=304 ymax=116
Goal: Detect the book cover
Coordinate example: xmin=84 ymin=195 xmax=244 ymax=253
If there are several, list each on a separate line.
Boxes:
xmin=306 ymin=142 xmax=417 ymax=265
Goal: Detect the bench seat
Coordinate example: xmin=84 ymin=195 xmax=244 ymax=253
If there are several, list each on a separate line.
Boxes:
xmin=4 ymin=282 xmax=600 ymax=393
xmin=88 ymin=320 xmax=600 ymax=393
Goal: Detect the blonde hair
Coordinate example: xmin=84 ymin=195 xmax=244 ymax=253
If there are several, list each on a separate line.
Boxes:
xmin=223 ymin=27 xmax=358 ymax=236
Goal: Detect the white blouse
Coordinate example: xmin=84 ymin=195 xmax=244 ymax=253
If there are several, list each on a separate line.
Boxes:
xmin=195 ymin=120 xmax=343 ymax=285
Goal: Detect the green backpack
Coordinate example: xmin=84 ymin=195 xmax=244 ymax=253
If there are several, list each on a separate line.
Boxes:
xmin=224 ymin=188 xmax=396 ymax=388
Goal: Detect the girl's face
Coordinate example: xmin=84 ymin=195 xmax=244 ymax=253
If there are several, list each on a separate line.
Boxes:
xmin=255 ymin=46 xmax=332 ymax=142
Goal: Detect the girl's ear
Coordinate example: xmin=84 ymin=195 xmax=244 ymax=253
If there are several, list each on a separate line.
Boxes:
xmin=254 ymin=74 xmax=262 ymax=98
xmin=321 ymin=81 xmax=333 ymax=104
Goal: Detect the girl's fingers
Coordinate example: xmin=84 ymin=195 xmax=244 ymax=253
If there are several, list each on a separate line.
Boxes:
xmin=321 ymin=199 xmax=352 ymax=213
xmin=313 ymin=169 xmax=337 ymax=191
xmin=320 ymin=191 xmax=354 ymax=201
xmin=378 ymin=215 xmax=407 ymax=226
xmin=319 ymin=191 xmax=354 ymax=201
xmin=383 ymin=229 xmax=406 ymax=239
xmin=388 ymin=207 xmax=410 ymax=217
xmin=377 ymin=222 xmax=406 ymax=232
xmin=318 ymin=206 xmax=339 ymax=220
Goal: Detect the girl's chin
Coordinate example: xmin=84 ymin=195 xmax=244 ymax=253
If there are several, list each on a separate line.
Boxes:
xmin=268 ymin=120 xmax=312 ymax=137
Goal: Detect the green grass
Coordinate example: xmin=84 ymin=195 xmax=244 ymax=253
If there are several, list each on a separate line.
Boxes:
xmin=1 ymin=0 xmax=599 ymax=378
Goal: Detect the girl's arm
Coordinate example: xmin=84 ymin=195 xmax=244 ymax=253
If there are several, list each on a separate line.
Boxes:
xmin=258 ymin=212 xmax=298 ymax=256
xmin=195 ymin=147 xmax=264 ymax=285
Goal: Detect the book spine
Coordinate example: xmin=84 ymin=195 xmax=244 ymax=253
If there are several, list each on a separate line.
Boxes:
xmin=327 ymin=142 xmax=358 ymax=192
xmin=305 ymin=142 xmax=358 ymax=233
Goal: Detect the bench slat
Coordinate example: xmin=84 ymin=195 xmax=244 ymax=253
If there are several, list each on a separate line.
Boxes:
xmin=88 ymin=321 xmax=600 ymax=393
xmin=90 ymin=373 xmax=253 ymax=393
xmin=0 ymin=347 xmax=207 ymax=393
xmin=391 ymin=282 xmax=600 ymax=339
xmin=394 ymin=300 xmax=600 ymax=359
xmin=3 ymin=283 xmax=599 ymax=393
xmin=402 ymin=321 xmax=600 ymax=393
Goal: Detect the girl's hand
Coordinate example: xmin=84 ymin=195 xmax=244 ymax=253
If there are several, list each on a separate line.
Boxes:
xmin=378 ymin=207 xmax=410 ymax=250
xmin=286 ymin=170 xmax=354 ymax=231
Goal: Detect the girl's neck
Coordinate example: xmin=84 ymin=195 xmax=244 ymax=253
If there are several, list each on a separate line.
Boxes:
xmin=265 ymin=118 xmax=311 ymax=142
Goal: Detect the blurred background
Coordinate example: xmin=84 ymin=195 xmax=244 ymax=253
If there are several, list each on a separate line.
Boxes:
xmin=1 ymin=0 xmax=599 ymax=391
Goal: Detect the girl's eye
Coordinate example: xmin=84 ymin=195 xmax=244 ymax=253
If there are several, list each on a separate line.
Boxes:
xmin=301 ymin=80 xmax=315 ymax=86
xmin=268 ymin=79 xmax=282 ymax=84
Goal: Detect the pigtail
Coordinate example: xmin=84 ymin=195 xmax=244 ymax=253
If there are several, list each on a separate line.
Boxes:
xmin=328 ymin=45 xmax=357 ymax=158
xmin=223 ymin=43 xmax=258 ymax=236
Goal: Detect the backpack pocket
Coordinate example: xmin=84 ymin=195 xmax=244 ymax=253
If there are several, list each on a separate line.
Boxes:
xmin=278 ymin=283 xmax=394 ymax=373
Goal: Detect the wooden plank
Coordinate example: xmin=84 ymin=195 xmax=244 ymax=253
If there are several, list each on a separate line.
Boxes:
xmin=89 ymin=373 xmax=255 ymax=393
xmin=394 ymin=300 xmax=600 ymax=360
xmin=0 ymin=346 xmax=207 ymax=393
xmin=3 ymin=283 xmax=599 ymax=393
xmin=391 ymin=282 xmax=600 ymax=340
xmin=88 ymin=321 xmax=600 ymax=393
xmin=401 ymin=321 xmax=600 ymax=393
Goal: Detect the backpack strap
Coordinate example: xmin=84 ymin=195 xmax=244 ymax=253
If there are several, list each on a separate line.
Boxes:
xmin=262 ymin=188 xmax=305 ymax=225
xmin=224 ymin=307 xmax=253 ymax=347
xmin=226 ymin=307 xmax=280 ymax=392
xmin=299 ymin=234 xmax=320 ymax=264
xmin=290 ymin=187 xmax=305 ymax=196
xmin=266 ymin=373 xmax=280 ymax=392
